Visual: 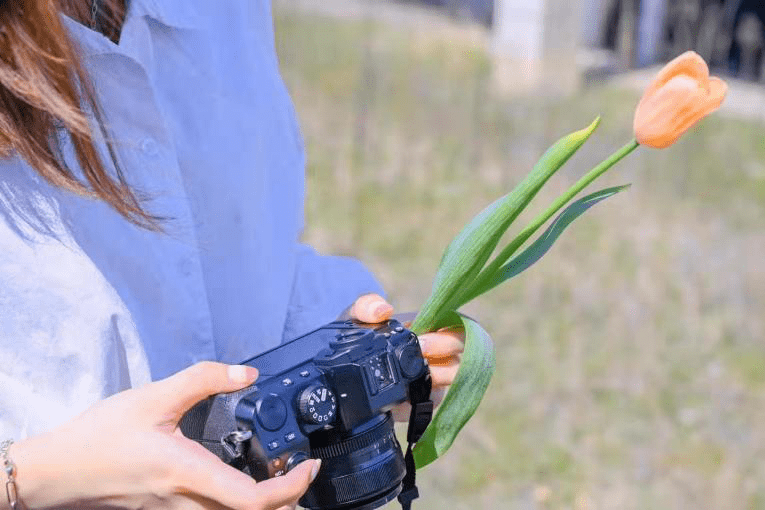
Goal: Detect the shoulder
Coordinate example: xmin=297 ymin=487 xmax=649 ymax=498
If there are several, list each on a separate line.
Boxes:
xmin=0 ymin=156 xmax=151 ymax=438
xmin=0 ymin=156 xmax=134 ymax=337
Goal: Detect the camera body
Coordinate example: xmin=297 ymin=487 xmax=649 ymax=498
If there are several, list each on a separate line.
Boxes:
xmin=180 ymin=319 xmax=430 ymax=510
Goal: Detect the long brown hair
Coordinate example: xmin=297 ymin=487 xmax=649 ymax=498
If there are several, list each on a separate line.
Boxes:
xmin=0 ymin=0 xmax=161 ymax=230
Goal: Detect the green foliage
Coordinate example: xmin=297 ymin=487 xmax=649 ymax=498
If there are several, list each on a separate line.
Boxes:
xmin=414 ymin=313 xmax=495 ymax=469
xmin=407 ymin=119 xmax=638 ymax=469
xmin=467 ymin=185 xmax=631 ymax=300
xmin=410 ymin=119 xmax=601 ymax=334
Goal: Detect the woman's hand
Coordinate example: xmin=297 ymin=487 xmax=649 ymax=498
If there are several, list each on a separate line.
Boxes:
xmin=9 ymin=362 xmax=320 ymax=510
xmin=348 ymin=293 xmax=465 ymax=421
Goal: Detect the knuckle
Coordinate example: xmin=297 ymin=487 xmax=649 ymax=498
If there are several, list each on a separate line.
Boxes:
xmin=188 ymin=361 xmax=224 ymax=386
xmin=191 ymin=360 xmax=218 ymax=374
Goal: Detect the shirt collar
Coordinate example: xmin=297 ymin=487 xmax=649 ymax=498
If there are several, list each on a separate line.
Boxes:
xmin=62 ymin=0 xmax=203 ymax=58
xmin=130 ymin=0 xmax=204 ymax=30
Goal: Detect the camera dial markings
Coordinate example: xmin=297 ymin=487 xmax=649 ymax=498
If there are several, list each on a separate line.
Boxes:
xmin=298 ymin=384 xmax=337 ymax=425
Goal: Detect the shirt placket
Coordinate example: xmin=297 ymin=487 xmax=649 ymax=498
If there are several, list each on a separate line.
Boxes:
xmin=64 ymin=15 xmax=217 ymax=378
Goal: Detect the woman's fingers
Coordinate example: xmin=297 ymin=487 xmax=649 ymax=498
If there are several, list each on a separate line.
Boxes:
xmin=428 ymin=358 xmax=460 ymax=387
xmin=141 ymin=362 xmax=259 ymax=425
xmin=174 ymin=441 xmax=319 ymax=510
xmin=418 ymin=329 xmax=464 ymax=359
xmin=248 ymin=459 xmax=320 ymax=510
xmin=348 ymin=293 xmax=393 ymax=323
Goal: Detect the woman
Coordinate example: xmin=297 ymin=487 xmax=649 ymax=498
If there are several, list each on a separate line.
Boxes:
xmin=0 ymin=1 xmax=464 ymax=508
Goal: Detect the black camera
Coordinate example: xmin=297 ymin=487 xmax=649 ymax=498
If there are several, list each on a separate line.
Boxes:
xmin=180 ymin=319 xmax=432 ymax=510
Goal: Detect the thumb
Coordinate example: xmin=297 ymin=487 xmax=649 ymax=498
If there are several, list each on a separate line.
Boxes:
xmin=252 ymin=459 xmax=321 ymax=509
xmin=349 ymin=293 xmax=394 ymax=323
xmin=144 ymin=361 xmax=259 ymax=422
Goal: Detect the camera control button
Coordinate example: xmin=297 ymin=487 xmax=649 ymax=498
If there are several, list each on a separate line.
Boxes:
xmin=282 ymin=378 xmax=293 ymax=386
xmin=256 ymin=395 xmax=288 ymax=431
xmin=300 ymin=370 xmax=310 ymax=377
xmin=267 ymin=440 xmax=280 ymax=451
xmin=284 ymin=431 xmax=297 ymax=443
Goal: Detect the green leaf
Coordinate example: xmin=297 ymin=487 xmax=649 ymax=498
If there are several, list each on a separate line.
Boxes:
xmin=411 ymin=117 xmax=601 ymax=334
xmin=413 ymin=313 xmax=496 ymax=469
xmin=461 ymin=140 xmax=640 ymax=306
xmin=468 ymin=185 xmax=630 ymax=298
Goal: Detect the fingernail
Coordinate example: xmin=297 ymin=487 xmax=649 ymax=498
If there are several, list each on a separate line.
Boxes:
xmin=310 ymin=459 xmax=322 ymax=481
xmin=371 ymin=302 xmax=393 ymax=321
xmin=418 ymin=337 xmax=428 ymax=355
xmin=228 ymin=365 xmax=258 ymax=384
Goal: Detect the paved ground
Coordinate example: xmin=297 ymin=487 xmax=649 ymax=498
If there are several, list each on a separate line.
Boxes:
xmin=276 ymin=0 xmax=765 ymax=125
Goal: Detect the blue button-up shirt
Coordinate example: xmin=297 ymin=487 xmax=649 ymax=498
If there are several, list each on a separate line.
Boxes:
xmin=0 ymin=0 xmax=382 ymax=439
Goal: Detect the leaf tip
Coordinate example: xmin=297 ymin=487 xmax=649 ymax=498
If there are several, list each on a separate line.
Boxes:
xmin=571 ymin=117 xmax=601 ymax=144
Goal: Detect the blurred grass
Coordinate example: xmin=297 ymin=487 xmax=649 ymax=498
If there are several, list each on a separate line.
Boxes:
xmin=274 ymin=7 xmax=765 ymax=510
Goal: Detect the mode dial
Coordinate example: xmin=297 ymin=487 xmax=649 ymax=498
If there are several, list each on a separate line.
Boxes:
xmin=298 ymin=385 xmax=337 ymax=425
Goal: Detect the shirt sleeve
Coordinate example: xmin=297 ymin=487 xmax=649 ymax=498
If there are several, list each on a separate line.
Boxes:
xmin=281 ymin=244 xmax=385 ymax=342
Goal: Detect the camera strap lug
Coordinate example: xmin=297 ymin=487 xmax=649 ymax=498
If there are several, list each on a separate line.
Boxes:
xmin=221 ymin=430 xmax=253 ymax=461
xmin=398 ymin=373 xmax=433 ymax=510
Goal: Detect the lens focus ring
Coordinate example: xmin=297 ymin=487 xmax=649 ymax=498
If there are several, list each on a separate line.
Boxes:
xmin=330 ymin=451 xmax=403 ymax=505
xmin=311 ymin=418 xmax=393 ymax=459
xmin=300 ymin=414 xmax=406 ymax=510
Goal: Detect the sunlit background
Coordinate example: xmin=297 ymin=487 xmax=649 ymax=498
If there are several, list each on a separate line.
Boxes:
xmin=272 ymin=0 xmax=765 ymax=508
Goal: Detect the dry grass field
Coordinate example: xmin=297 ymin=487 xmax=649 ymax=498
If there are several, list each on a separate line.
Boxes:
xmin=273 ymin=8 xmax=765 ymax=509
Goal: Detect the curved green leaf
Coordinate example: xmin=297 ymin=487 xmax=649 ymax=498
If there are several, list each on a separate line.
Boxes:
xmin=413 ymin=313 xmax=495 ymax=469
xmin=465 ymin=185 xmax=631 ymax=300
xmin=411 ymin=118 xmax=601 ymax=334
xmin=462 ymin=140 xmax=639 ymax=306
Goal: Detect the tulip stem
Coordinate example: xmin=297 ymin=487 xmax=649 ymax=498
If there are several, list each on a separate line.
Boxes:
xmin=461 ymin=138 xmax=640 ymax=304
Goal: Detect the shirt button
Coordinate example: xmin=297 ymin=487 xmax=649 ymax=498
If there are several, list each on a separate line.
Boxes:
xmin=179 ymin=257 xmax=194 ymax=277
xmin=140 ymin=137 xmax=160 ymax=157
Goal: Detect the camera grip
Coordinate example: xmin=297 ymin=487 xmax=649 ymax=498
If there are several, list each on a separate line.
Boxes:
xmin=179 ymin=387 xmax=254 ymax=450
xmin=179 ymin=397 xmax=213 ymax=441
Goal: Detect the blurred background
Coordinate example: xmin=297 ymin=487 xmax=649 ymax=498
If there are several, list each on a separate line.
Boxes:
xmin=272 ymin=0 xmax=765 ymax=508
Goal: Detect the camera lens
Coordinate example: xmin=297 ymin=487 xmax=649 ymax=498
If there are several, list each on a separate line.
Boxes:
xmin=299 ymin=413 xmax=405 ymax=510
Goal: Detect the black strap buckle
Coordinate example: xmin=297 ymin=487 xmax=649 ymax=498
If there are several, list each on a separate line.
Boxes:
xmin=398 ymin=483 xmax=420 ymax=508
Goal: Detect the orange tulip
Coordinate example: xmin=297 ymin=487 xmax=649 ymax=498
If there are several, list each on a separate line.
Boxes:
xmin=633 ymin=51 xmax=727 ymax=149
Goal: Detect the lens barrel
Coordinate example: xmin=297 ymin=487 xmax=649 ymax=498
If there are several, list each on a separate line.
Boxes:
xmin=299 ymin=413 xmax=405 ymax=510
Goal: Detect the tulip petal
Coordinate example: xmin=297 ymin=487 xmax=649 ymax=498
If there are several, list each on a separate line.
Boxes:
xmin=644 ymin=51 xmax=710 ymax=99
xmin=634 ymin=54 xmax=727 ymax=149
xmin=706 ymin=77 xmax=728 ymax=109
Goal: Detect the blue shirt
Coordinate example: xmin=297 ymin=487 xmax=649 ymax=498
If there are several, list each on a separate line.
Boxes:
xmin=0 ymin=0 xmax=382 ymax=439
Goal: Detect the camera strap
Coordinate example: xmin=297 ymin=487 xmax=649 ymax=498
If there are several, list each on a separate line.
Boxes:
xmin=398 ymin=373 xmax=433 ymax=510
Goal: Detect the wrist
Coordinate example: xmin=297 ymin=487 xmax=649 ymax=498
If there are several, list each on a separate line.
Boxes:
xmin=5 ymin=432 xmax=80 ymax=510
xmin=1 ymin=440 xmax=20 ymax=510
xmin=5 ymin=438 xmax=42 ymax=510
